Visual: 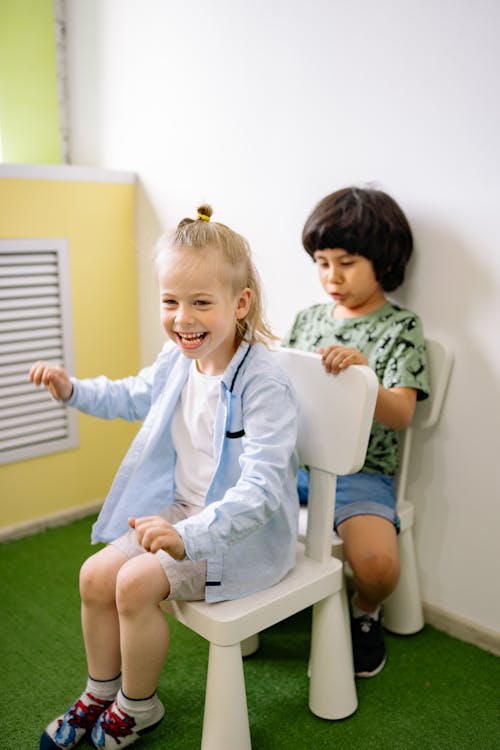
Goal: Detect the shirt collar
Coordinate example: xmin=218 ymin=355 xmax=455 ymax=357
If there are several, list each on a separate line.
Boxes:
xmin=220 ymin=340 xmax=252 ymax=392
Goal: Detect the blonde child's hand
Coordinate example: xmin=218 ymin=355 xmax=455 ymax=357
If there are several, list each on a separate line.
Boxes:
xmin=317 ymin=345 xmax=368 ymax=374
xmin=129 ymin=516 xmax=186 ymax=560
xmin=28 ymin=361 xmax=74 ymax=401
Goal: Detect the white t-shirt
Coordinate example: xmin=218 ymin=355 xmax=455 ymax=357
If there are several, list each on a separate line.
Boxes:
xmin=171 ymin=361 xmax=222 ymax=507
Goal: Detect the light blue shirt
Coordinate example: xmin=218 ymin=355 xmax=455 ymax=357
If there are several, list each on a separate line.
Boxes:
xmin=68 ymin=341 xmax=299 ymax=602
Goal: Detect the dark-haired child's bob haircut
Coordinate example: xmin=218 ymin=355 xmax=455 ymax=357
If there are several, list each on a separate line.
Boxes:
xmin=302 ymin=187 xmax=413 ymax=292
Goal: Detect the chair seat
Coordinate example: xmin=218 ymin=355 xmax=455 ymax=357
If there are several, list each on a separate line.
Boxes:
xmin=396 ymin=499 xmax=414 ymax=530
xmin=161 ymin=543 xmax=344 ymax=646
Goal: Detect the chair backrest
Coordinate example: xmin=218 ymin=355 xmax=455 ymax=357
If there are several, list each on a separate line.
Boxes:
xmin=276 ymin=348 xmax=378 ymax=475
xmin=397 ymin=338 xmax=453 ymax=501
xmin=276 ymin=348 xmax=378 ymax=561
xmin=411 ymin=339 xmax=453 ymax=430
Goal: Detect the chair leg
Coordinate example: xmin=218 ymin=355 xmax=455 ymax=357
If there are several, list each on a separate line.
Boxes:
xmin=309 ymin=589 xmax=358 ymax=720
xmin=383 ymin=527 xmax=425 ymax=634
xmin=241 ymin=633 xmax=260 ymax=657
xmin=201 ymin=642 xmax=252 ymax=750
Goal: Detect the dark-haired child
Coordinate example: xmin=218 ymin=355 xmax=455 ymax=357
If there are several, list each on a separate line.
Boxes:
xmin=283 ymin=187 xmax=430 ymax=677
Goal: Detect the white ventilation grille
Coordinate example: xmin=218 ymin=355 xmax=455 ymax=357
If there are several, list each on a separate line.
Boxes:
xmin=0 ymin=238 xmax=79 ymax=464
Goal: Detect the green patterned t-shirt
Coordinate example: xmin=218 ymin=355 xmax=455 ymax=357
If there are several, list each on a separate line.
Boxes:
xmin=282 ymin=301 xmax=430 ymax=476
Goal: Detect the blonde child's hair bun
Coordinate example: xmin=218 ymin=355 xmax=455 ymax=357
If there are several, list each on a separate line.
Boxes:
xmin=197 ymin=204 xmax=212 ymax=222
xmin=177 ymin=204 xmax=213 ymax=229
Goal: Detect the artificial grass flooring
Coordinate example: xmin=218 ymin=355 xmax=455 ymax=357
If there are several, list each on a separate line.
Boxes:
xmin=1 ymin=515 xmax=498 ymax=750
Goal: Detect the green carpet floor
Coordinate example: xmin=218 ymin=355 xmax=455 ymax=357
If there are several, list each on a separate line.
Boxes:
xmin=1 ymin=515 xmax=498 ymax=750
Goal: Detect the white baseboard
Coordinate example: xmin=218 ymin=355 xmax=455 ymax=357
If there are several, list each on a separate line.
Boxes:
xmin=423 ymin=602 xmax=500 ymax=657
xmin=0 ymin=500 xmax=103 ymax=543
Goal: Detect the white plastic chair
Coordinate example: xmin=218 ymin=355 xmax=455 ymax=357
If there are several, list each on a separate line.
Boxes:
xmin=161 ymin=348 xmax=378 ymax=749
xmin=298 ymin=338 xmax=453 ymax=635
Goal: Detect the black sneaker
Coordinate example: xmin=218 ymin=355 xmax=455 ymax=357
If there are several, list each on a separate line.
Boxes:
xmin=350 ymin=611 xmax=386 ymax=677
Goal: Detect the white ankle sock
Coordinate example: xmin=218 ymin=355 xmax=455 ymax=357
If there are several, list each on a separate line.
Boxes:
xmin=116 ymin=689 xmax=165 ymax=730
xmin=352 ymin=597 xmax=380 ymax=620
xmin=87 ymin=674 xmax=122 ymax=701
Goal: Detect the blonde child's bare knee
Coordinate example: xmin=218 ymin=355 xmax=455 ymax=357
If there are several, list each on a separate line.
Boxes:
xmin=115 ymin=554 xmax=170 ymax=616
xmin=79 ymin=546 xmax=126 ymax=606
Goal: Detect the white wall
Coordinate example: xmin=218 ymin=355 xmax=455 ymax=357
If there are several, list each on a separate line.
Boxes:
xmin=66 ymin=0 xmax=500 ymax=636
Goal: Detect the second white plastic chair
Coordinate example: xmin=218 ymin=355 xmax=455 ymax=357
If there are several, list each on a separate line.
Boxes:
xmin=298 ymin=338 xmax=453 ymax=635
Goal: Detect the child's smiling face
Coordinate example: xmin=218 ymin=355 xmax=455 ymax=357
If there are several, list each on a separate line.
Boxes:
xmin=314 ymin=248 xmax=387 ymax=318
xmin=158 ymin=246 xmax=252 ymax=375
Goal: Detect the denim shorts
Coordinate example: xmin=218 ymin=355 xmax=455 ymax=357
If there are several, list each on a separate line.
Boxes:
xmin=297 ymin=467 xmax=399 ymax=532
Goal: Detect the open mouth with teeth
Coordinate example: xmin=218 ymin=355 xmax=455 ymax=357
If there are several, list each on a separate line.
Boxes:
xmin=175 ymin=331 xmax=208 ymax=349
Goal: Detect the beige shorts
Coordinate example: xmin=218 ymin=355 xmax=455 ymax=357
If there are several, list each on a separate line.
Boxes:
xmin=110 ymin=501 xmax=207 ymax=601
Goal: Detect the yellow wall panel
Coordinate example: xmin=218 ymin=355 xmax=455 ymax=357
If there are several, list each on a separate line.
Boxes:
xmin=0 ymin=169 xmax=140 ymax=530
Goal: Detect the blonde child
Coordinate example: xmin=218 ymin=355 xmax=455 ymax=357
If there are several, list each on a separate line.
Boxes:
xmin=31 ymin=205 xmax=299 ymax=749
xmin=283 ymin=187 xmax=429 ymax=678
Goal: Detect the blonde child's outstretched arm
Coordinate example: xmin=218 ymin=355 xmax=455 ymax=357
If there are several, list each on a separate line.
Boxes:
xmin=318 ymin=344 xmax=417 ymax=430
xmin=29 ymin=361 xmax=74 ymax=402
